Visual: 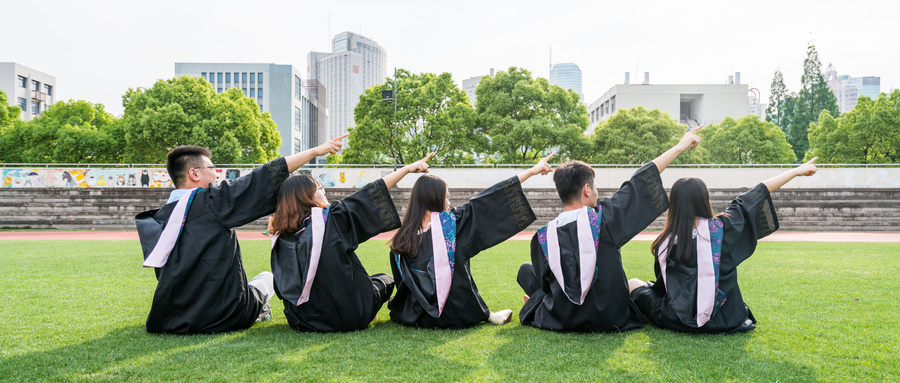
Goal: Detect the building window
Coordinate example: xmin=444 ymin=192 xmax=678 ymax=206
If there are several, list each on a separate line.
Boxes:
xmin=294 ymin=138 xmax=302 ymax=154
xmin=250 ymin=73 xmax=255 ymax=83
xmin=233 ymin=73 xmax=239 ymax=84
xmin=225 ymin=73 xmax=231 ymax=82
xmin=32 ymin=80 xmax=41 ymax=91
xmin=202 ymin=72 xmax=207 ymax=79
xmin=258 ymin=73 xmax=263 ymax=83
xmin=18 ymin=76 xmax=27 ymax=88
xmin=250 ymin=88 xmax=255 ymax=98
xmin=259 ymin=104 xmax=263 ymax=112
xmin=17 ymin=97 xmax=26 ymax=111
xmin=44 ymin=84 xmax=52 ymax=96
xmin=217 ymin=73 xmax=223 ymax=82
xmin=242 ymin=73 xmax=247 ymax=82
xmin=242 ymin=87 xmax=248 ymax=96
xmin=217 ymin=88 xmax=223 ymax=93
xmin=32 ymin=99 xmax=41 ymax=114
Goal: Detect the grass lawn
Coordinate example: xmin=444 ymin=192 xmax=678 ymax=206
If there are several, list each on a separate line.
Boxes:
xmin=1 ymin=238 xmax=898 ymax=382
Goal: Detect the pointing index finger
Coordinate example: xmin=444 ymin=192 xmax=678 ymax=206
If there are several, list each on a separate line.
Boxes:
xmin=806 ymin=157 xmax=818 ymax=165
xmin=333 ymin=133 xmax=350 ymax=142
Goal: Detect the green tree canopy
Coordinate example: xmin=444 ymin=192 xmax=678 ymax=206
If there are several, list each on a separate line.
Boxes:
xmin=0 ymin=90 xmax=22 ymax=130
xmin=699 ymin=115 xmax=796 ymax=164
xmin=787 ymin=43 xmax=840 ymax=160
xmin=0 ymin=100 xmax=122 ymax=163
xmin=475 ymin=67 xmax=589 ymax=163
xmin=766 ymin=69 xmax=789 ymax=129
xmin=591 ymin=106 xmax=707 ymax=164
xmin=122 ymin=75 xmax=281 ymax=164
xmin=807 ymin=90 xmax=900 ymax=163
xmin=343 ymin=69 xmax=483 ymax=165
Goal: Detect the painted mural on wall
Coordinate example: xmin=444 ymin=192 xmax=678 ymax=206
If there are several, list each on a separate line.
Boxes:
xmin=0 ymin=167 xmax=405 ymax=189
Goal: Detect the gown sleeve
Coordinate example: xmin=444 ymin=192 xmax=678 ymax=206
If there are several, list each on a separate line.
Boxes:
xmin=720 ymin=183 xmax=779 ymax=267
xmin=599 ymin=162 xmax=669 ymax=248
xmin=207 ymin=158 xmax=290 ymax=228
xmin=329 ymin=178 xmax=402 ymax=247
xmin=452 ymin=176 xmax=536 ymax=257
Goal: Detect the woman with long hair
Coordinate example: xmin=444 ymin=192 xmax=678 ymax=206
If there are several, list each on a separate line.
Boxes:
xmin=629 ymin=158 xmax=818 ymax=333
xmin=269 ymin=153 xmax=432 ymax=332
xmin=387 ymin=153 xmax=554 ymax=329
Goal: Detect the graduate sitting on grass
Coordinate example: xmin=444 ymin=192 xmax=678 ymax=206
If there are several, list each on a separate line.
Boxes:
xmin=269 ymin=153 xmax=433 ymax=332
xmin=135 ymin=135 xmax=346 ymax=334
xmin=629 ymin=158 xmax=818 ymax=333
xmin=387 ymin=153 xmax=554 ymax=329
xmin=518 ymin=126 xmax=702 ymax=332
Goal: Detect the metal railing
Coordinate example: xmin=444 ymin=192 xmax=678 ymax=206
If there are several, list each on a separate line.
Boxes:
xmin=2 ymin=163 xmax=899 ymax=169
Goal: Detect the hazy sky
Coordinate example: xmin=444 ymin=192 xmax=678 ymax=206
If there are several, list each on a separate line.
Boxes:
xmin=2 ymin=0 xmax=895 ymax=116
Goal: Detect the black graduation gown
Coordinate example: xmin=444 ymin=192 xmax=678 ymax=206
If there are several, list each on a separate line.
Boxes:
xmin=271 ymin=179 xmax=401 ymax=332
xmin=388 ymin=177 xmax=536 ymax=329
xmin=135 ymin=158 xmax=290 ymax=334
xmin=634 ymin=183 xmax=777 ymax=333
xmin=520 ymin=162 xmax=668 ymax=332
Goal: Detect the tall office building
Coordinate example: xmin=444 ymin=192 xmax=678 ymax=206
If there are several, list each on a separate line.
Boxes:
xmin=549 ymin=63 xmax=583 ymax=102
xmin=461 ymin=68 xmax=494 ymax=106
xmin=308 ymin=32 xmax=387 ymax=146
xmin=175 ymin=63 xmax=323 ymax=158
xmin=0 ymin=62 xmax=56 ymax=121
xmin=825 ymin=63 xmax=881 ymax=113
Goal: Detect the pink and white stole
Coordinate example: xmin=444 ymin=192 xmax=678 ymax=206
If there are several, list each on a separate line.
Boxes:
xmin=657 ymin=217 xmax=716 ymax=327
xmin=271 ymin=207 xmax=326 ymax=306
xmin=143 ymin=188 xmax=197 ymax=268
xmin=430 ymin=212 xmax=452 ymax=316
xmin=546 ymin=207 xmax=596 ymax=305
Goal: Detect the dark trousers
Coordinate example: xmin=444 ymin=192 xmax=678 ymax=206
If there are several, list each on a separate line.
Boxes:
xmin=517 ymin=263 xmax=540 ymax=296
xmin=370 ymin=273 xmax=395 ymax=307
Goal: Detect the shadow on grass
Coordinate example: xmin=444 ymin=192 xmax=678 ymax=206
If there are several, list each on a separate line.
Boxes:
xmin=1 ymin=321 xmax=480 ymax=381
xmin=640 ymin=326 xmax=818 ymax=381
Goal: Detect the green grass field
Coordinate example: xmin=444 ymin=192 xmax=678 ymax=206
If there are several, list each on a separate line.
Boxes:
xmin=1 ymin=239 xmax=898 ymax=382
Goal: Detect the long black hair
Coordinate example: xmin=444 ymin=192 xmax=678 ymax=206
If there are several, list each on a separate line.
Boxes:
xmin=651 ymin=177 xmax=716 ymax=265
xmin=271 ymin=175 xmax=327 ymax=234
xmin=389 ymin=175 xmax=448 ymax=258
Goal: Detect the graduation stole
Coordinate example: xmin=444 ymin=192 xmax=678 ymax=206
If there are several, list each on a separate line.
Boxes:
xmin=143 ymin=188 xmax=200 ymax=268
xmin=657 ymin=217 xmax=726 ymax=327
xmin=271 ymin=206 xmax=330 ymax=306
xmin=393 ymin=211 xmax=457 ymax=316
xmin=537 ymin=206 xmax=601 ymax=305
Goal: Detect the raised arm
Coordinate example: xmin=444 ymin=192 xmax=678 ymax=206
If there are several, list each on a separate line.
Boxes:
xmin=653 ymin=125 xmax=703 ymax=173
xmin=284 ymin=133 xmax=349 ymax=172
xmin=382 ymin=152 xmax=435 ymax=190
xmin=518 ymin=151 xmax=555 ymax=183
xmin=762 ymin=157 xmax=818 ymax=193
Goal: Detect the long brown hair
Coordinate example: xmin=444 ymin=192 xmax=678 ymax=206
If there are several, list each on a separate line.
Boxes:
xmin=651 ymin=177 xmax=715 ymax=265
xmin=271 ymin=174 xmax=327 ymax=234
xmin=389 ymin=175 xmax=447 ymax=257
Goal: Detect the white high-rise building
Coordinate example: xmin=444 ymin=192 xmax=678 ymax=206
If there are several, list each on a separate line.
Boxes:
xmin=549 ymin=63 xmax=583 ymax=102
xmin=175 ymin=63 xmax=323 ymax=158
xmin=0 ymin=62 xmax=56 ymax=121
xmin=825 ymin=63 xmax=881 ymax=113
xmin=308 ymin=32 xmax=387 ymax=146
xmin=461 ymin=68 xmax=494 ymax=107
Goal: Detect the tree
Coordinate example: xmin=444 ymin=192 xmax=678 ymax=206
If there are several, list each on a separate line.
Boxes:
xmin=590 ymin=106 xmax=707 ymax=164
xmin=765 ymin=69 xmax=789 ymax=129
xmin=787 ymin=43 xmax=840 ymax=160
xmin=807 ymin=90 xmax=900 ymax=163
xmin=122 ymin=75 xmax=281 ymax=164
xmin=699 ymin=115 xmax=796 ymax=164
xmin=0 ymin=100 xmax=122 ymax=163
xmin=0 ymin=90 xmax=21 ymax=130
xmin=344 ymin=70 xmax=483 ymax=165
xmin=475 ymin=67 xmax=589 ymax=163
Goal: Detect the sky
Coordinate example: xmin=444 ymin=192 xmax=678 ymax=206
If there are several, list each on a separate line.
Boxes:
xmin=2 ymin=0 xmax=896 ymax=117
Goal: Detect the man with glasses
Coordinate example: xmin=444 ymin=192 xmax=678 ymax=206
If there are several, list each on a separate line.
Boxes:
xmin=136 ymin=135 xmax=347 ymax=334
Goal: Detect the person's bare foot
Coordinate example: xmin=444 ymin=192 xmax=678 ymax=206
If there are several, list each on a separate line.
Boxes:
xmin=488 ymin=309 xmax=513 ymax=325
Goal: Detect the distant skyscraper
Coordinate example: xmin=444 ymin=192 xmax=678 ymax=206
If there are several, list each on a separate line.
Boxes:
xmin=825 ymin=63 xmax=881 ymax=113
xmin=461 ymin=69 xmax=494 ymax=106
xmin=308 ymin=32 xmax=387 ymax=146
xmin=0 ymin=62 xmax=56 ymax=121
xmin=549 ymin=63 xmax=583 ymax=102
xmin=175 ymin=63 xmax=322 ymax=158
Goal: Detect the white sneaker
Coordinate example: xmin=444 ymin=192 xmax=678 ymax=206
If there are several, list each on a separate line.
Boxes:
xmin=488 ymin=309 xmax=513 ymax=325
